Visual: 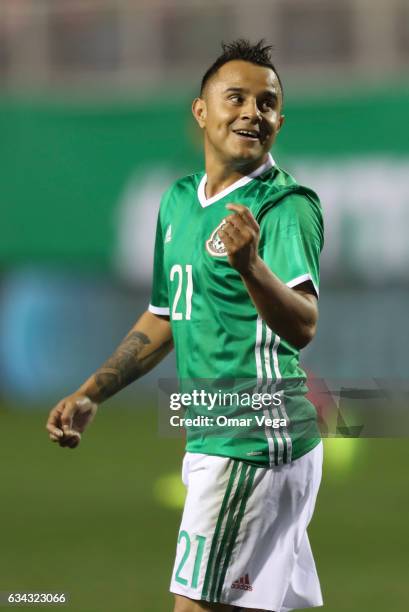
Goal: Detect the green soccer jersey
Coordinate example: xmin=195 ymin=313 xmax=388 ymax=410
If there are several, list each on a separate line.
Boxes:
xmin=150 ymin=154 xmax=324 ymax=467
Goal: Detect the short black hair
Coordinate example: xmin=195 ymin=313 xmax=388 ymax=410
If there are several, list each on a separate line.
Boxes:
xmin=200 ymin=38 xmax=283 ymax=99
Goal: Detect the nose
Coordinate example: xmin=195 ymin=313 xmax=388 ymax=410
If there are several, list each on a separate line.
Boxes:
xmin=240 ymin=98 xmax=262 ymax=122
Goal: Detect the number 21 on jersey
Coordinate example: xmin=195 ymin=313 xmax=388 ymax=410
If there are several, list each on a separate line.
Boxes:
xmin=170 ymin=264 xmax=193 ymax=321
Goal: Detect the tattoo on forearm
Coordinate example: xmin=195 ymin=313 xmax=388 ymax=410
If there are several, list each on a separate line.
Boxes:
xmin=93 ymin=331 xmax=171 ymax=401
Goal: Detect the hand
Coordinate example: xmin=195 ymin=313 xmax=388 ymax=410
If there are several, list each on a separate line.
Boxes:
xmin=46 ymin=394 xmax=98 ymax=449
xmin=218 ymin=204 xmax=260 ymax=275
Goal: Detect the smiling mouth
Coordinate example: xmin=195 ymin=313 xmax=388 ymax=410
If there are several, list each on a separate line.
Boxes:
xmin=233 ymin=129 xmax=261 ymax=142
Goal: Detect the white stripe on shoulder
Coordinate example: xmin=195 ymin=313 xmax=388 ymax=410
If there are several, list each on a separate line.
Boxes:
xmin=148 ymin=304 xmax=170 ymax=315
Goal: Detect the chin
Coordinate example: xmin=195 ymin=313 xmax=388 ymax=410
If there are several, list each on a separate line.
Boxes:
xmin=229 ymin=147 xmax=265 ymax=165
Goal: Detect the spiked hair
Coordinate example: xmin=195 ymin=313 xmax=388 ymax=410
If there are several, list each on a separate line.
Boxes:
xmin=200 ymin=39 xmax=283 ymax=99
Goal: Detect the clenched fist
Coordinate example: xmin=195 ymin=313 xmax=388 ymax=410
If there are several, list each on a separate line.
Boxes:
xmin=218 ymin=204 xmax=260 ymax=275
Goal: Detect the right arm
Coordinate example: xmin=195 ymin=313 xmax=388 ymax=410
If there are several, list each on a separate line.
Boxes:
xmin=46 ymin=310 xmax=172 ymax=447
xmin=78 ymin=310 xmax=172 ymax=404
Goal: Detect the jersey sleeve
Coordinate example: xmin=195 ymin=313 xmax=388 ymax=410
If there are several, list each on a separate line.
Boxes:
xmin=259 ymin=190 xmax=324 ymax=298
xmin=148 ymin=205 xmax=169 ymax=316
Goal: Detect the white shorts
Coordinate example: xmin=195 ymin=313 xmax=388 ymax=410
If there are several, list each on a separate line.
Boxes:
xmin=170 ymin=443 xmax=323 ymax=612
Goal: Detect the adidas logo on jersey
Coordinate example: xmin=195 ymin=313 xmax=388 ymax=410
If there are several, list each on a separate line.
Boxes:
xmin=164 ymin=224 xmax=172 ymax=243
xmin=206 ymin=219 xmax=227 ymax=257
xmin=231 ymin=573 xmax=253 ymax=591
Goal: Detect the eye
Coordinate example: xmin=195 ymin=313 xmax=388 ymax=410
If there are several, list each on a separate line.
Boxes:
xmin=261 ymin=99 xmax=275 ymax=111
xmin=228 ymin=94 xmax=243 ymax=104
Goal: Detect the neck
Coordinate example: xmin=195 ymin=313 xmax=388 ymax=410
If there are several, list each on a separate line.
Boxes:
xmin=204 ymin=147 xmax=268 ymax=199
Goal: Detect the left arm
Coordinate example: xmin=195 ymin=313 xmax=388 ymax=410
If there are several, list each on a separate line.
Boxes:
xmin=218 ymin=204 xmax=318 ymax=350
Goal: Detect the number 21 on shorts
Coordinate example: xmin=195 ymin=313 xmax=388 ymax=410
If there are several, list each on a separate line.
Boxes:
xmin=175 ymin=531 xmax=206 ymax=588
xmin=170 ymin=264 xmax=193 ymax=321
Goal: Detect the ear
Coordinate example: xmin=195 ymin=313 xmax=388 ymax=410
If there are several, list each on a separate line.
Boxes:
xmin=192 ymin=97 xmax=207 ymax=129
xmin=277 ymin=114 xmax=285 ymax=132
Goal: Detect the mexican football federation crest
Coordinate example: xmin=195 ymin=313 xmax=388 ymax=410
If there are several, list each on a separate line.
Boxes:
xmin=206 ymin=219 xmax=227 ymax=257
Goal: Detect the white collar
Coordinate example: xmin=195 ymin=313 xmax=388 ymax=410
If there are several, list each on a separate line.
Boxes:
xmin=197 ymin=153 xmax=275 ymax=208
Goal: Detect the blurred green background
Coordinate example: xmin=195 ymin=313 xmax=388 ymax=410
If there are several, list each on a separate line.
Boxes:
xmin=1 ymin=1 xmax=409 ymax=611
xmin=1 ymin=405 xmax=409 ymax=611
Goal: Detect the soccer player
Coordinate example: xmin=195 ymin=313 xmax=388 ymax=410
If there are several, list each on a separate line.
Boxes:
xmin=46 ymin=40 xmax=324 ymax=612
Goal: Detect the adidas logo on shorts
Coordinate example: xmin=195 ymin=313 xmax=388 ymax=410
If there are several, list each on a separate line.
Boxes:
xmin=231 ymin=573 xmax=253 ymax=591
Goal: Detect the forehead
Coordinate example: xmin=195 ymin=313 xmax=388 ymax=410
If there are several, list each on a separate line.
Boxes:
xmin=208 ymin=60 xmax=280 ymax=96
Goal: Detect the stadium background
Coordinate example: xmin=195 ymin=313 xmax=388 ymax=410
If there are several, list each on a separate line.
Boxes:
xmin=1 ymin=1 xmax=408 ymax=610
